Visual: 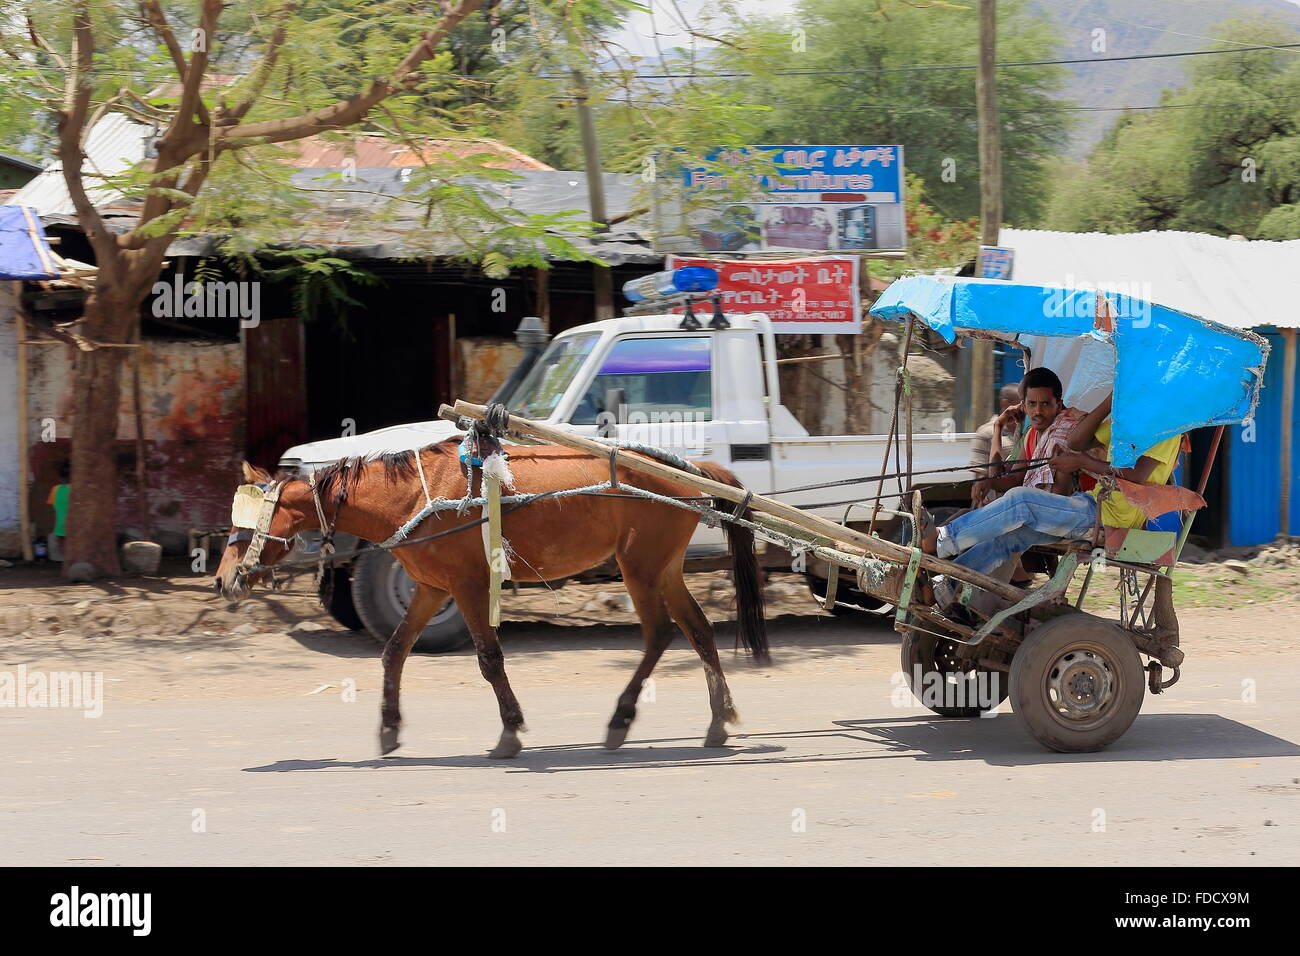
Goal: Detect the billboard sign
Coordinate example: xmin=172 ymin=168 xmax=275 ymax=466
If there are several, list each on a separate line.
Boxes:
xmin=665 ymin=255 xmax=861 ymax=335
xmin=655 ymin=145 xmax=907 ymax=255
xmin=979 ymin=245 xmax=1014 ymax=280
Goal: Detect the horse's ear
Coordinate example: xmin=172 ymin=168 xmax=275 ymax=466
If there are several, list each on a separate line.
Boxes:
xmin=241 ymin=461 xmax=270 ymax=484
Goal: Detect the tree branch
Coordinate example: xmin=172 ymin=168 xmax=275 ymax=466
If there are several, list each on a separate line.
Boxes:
xmin=222 ymin=1 xmax=299 ymax=122
xmin=57 ymin=2 xmax=120 ymax=286
xmin=216 ymin=0 xmax=487 ymax=148
xmin=138 ymin=0 xmax=210 ymax=128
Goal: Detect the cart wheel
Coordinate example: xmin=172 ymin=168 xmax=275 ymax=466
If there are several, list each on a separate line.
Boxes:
xmin=1010 ymin=613 xmax=1145 ymax=752
xmin=901 ymin=626 xmax=1008 ymax=718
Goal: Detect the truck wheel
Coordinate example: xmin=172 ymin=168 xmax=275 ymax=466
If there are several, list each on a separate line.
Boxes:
xmin=350 ymin=547 xmax=473 ymax=654
xmin=901 ymin=625 xmax=1008 ymax=717
xmin=318 ymin=566 xmax=364 ymax=631
xmin=1010 ymin=613 xmax=1145 ymax=752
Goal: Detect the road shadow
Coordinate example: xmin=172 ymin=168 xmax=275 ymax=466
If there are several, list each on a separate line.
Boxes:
xmin=244 ymin=712 xmax=1300 ymax=775
xmin=244 ymin=737 xmax=789 ymax=774
xmin=823 ymin=712 xmax=1300 ymax=766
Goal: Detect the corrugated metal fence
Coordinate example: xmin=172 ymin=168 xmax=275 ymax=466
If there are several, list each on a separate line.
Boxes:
xmin=1229 ymin=330 xmax=1300 ymax=545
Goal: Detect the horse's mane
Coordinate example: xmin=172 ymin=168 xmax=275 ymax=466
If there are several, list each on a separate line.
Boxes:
xmin=280 ymin=438 xmax=459 ymax=506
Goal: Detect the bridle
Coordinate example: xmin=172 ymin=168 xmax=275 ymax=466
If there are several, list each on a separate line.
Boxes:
xmin=228 ymin=474 xmax=337 ymax=588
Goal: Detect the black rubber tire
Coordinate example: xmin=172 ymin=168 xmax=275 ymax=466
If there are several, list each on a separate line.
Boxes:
xmin=900 ymin=625 xmax=1009 ymax=717
xmin=350 ymin=548 xmax=473 ymax=654
xmin=1010 ymin=613 xmax=1145 ymax=752
xmin=318 ymin=566 xmax=365 ymax=631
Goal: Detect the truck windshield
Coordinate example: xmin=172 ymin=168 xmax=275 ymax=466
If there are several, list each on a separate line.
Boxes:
xmin=507 ymin=332 xmax=599 ymax=420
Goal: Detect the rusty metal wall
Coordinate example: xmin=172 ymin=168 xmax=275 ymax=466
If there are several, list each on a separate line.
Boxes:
xmin=455 ymin=337 xmax=523 ymax=403
xmin=24 ymin=338 xmax=244 ymax=554
xmin=243 ymin=317 xmax=307 ymax=471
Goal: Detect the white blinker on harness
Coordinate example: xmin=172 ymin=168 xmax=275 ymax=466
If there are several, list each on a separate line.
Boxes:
xmin=230 ymin=482 xmax=292 ymax=572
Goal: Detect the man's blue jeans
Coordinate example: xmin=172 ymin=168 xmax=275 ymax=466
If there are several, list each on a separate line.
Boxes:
xmin=936 ymin=487 xmax=1098 ymax=576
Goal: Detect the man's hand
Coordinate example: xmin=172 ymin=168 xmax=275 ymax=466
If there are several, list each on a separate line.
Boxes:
xmin=1050 ymin=450 xmax=1086 ymax=475
xmin=994 ymin=403 xmax=1024 ymax=431
xmin=971 ymin=478 xmax=991 ymax=506
xmin=1053 ymin=448 xmax=1116 ymax=478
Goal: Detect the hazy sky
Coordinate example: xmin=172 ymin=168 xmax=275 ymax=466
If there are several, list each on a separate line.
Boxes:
xmin=611 ymin=0 xmax=799 ymax=58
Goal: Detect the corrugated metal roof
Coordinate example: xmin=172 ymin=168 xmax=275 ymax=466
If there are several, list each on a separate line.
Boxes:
xmin=283 ymin=134 xmax=553 ymax=171
xmin=999 ymin=228 xmax=1300 ymax=330
xmin=11 ymin=113 xmax=152 ymax=217
xmin=0 ymin=152 xmax=43 ymax=173
xmin=148 ymin=167 xmax=656 ymax=263
xmin=17 ymin=110 xmax=653 ymax=264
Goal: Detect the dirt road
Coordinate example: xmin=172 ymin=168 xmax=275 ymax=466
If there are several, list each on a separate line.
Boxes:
xmin=3 ymin=560 xmax=1299 ymax=865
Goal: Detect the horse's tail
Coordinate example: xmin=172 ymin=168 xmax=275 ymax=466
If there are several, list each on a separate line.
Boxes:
xmin=694 ymin=462 xmax=770 ymax=665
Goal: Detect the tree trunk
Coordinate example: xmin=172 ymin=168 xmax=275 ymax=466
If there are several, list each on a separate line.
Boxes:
xmin=838 ymin=324 xmax=884 ymax=435
xmin=776 ymin=334 xmax=827 ymax=434
xmin=63 ymin=289 xmax=139 ymax=577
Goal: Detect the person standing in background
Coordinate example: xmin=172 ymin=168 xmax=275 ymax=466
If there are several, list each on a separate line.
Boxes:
xmin=46 ymin=460 xmax=70 ymax=563
xmin=969 ymin=383 xmax=1021 ymax=507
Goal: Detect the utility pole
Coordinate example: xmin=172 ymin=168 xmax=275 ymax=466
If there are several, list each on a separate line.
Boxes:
xmin=970 ymin=0 xmax=1001 ymax=429
xmin=572 ymin=69 xmax=615 ymax=320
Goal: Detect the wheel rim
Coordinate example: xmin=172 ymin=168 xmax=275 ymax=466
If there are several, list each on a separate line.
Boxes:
xmin=911 ymin=633 xmax=1002 ymax=711
xmin=379 ymin=558 xmax=456 ymax=627
xmin=1041 ymin=642 xmax=1122 ymax=729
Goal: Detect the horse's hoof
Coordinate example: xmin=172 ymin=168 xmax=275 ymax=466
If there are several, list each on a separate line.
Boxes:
xmin=604 ymin=727 xmax=629 ymax=750
xmin=379 ymin=726 xmax=401 ymax=755
xmin=488 ymin=732 xmax=522 ymax=759
xmin=703 ymin=730 xmax=729 ymax=748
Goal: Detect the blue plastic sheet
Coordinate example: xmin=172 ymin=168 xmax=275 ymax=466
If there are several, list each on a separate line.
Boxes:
xmin=870 ymin=275 xmax=1269 ymax=467
xmin=0 ymin=205 xmax=59 ymax=279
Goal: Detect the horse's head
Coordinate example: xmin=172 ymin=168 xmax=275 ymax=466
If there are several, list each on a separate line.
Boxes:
xmin=214 ymin=462 xmax=305 ymax=600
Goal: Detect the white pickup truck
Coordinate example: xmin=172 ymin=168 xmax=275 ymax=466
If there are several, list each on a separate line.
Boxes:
xmin=279 ymin=310 xmax=977 ymax=651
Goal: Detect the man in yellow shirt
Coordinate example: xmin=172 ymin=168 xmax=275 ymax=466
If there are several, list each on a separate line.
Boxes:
xmin=1062 ymin=400 xmax=1182 ymax=528
xmin=920 ymin=392 xmax=1181 ymax=600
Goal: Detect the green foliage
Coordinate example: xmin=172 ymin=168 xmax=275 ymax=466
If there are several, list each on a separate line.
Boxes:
xmin=700 ymin=0 xmax=1070 ymax=225
xmin=1043 ymin=17 xmax=1300 ymax=238
xmin=253 ymin=248 xmax=383 ymax=329
xmin=0 ymin=0 xmax=624 ymax=281
xmin=874 ymin=172 xmax=980 ymax=282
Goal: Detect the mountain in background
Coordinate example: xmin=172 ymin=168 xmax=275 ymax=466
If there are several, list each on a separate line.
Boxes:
xmin=1028 ymin=0 xmax=1300 ymax=156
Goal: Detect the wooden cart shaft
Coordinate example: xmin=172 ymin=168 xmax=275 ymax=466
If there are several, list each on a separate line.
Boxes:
xmin=443 ymin=400 xmax=1024 ymax=603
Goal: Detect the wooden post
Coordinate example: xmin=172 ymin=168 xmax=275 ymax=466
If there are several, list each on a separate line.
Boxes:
xmin=904 ymin=315 xmax=915 ymax=493
xmin=14 ymin=285 xmax=34 ymax=562
xmin=446 ymin=400 xmax=1024 ymax=602
xmin=1281 ymin=328 xmax=1297 ymax=538
xmin=486 ymin=470 xmax=504 ymax=626
xmin=970 ymin=0 xmax=1001 ymax=427
xmin=534 ymin=266 xmax=551 ymax=332
xmin=131 ymin=326 xmax=151 ymax=540
xmin=572 ymin=69 xmax=615 ymax=322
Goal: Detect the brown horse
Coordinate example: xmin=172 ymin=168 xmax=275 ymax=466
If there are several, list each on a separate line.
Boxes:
xmin=214 ymin=440 xmax=768 ymax=758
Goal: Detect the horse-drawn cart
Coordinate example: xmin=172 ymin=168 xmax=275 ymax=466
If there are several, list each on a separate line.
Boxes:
xmin=444 ymin=274 xmax=1269 ymax=754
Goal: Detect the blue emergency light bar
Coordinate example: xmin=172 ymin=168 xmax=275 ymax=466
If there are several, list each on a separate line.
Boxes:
xmin=622 ymin=266 xmax=719 ymax=303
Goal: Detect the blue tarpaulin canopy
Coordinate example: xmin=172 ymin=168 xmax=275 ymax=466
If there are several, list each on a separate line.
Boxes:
xmin=0 ymin=205 xmax=59 ymax=280
xmin=870 ymin=275 xmax=1269 ymax=468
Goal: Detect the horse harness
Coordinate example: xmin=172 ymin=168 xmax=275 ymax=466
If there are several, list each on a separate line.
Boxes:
xmin=228 ymin=475 xmax=337 ymax=586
